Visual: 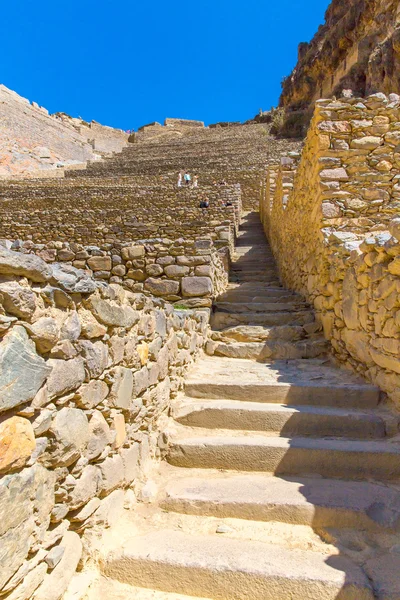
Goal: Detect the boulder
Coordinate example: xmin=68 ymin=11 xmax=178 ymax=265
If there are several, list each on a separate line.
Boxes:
xmin=98 ymin=454 xmax=124 ymax=494
xmin=49 ymin=408 xmax=90 ymax=467
xmin=145 ymin=264 xmax=164 ymax=277
xmin=164 ymin=265 xmax=190 ymax=278
xmin=78 ymin=308 xmax=107 ymax=339
xmin=0 ymin=281 xmax=37 ymax=320
xmin=350 ymin=136 xmax=382 ymax=149
xmin=30 ymin=318 xmax=60 ymax=353
xmin=120 ymin=444 xmax=140 ymax=484
xmin=87 ymin=256 xmax=112 ymax=271
xmin=88 ymin=296 xmax=139 ymax=328
xmin=74 ymin=380 xmax=109 ymax=409
xmin=67 ymin=465 xmax=102 ymax=510
xmin=181 ymin=276 xmax=213 ymax=297
xmin=121 ymin=245 xmax=145 ymax=260
xmin=46 ymin=358 xmax=85 ymax=399
xmin=144 ymin=278 xmax=180 ymax=296
xmin=86 ymin=411 xmax=112 ymax=461
xmin=6 ymin=562 xmax=47 ymax=600
xmin=0 ymin=326 xmax=52 ymax=413
xmin=33 ymin=531 xmax=82 ymax=600
xmin=108 ymin=367 xmax=133 ymax=409
xmin=50 ymin=263 xmax=97 ymax=294
xmin=60 ymin=311 xmax=81 ymax=341
xmin=0 ymin=464 xmax=55 ymax=589
xmin=0 ymin=417 xmax=36 ymax=473
xmin=77 ymin=340 xmax=108 ymax=378
xmin=0 ymin=247 xmax=52 ymax=282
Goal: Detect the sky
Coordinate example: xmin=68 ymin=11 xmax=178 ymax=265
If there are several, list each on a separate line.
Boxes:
xmin=0 ymin=0 xmax=330 ymax=131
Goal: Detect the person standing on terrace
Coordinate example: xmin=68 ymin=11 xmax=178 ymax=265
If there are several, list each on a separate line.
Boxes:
xmin=184 ymin=171 xmax=191 ymax=186
xmin=177 ymin=170 xmax=184 ymax=187
xmin=193 ymin=175 xmax=198 ymax=188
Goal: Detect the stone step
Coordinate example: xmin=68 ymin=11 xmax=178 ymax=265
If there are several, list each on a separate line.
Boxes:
xmin=103 ymin=530 xmax=373 ymax=600
xmin=89 ymin=577 xmax=212 ymax=600
xmin=214 ymin=300 xmax=308 ymax=312
xmin=210 ymin=311 xmax=315 ymax=329
xmin=162 ymin=473 xmax=400 ymax=532
xmin=211 ymin=325 xmax=309 ymax=345
xmin=184 ymin=357 xmax=380 ymax=408
xmin=173 ymin=399 xmax=387 ymax=439
xmin=167 ymin=433 xmax=400 ymax=480
xmin=210 ymin=337 xmax=328 ymax=360
xmin=229 ymin=276 xmax=280 ymax=283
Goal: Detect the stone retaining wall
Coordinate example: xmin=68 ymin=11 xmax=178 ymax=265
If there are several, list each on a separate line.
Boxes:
xmin=261 ymin=93 xmax=400 ymax=407
xmin=0 ymin=246 xmax=209 ymax=599
xmin=0 ymin=181 xmax=241 ymax=246
xmin=6 ymin=235 xmax=230 ymax=307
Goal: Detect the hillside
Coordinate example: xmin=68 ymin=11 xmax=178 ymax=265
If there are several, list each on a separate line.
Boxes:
xmin=0 ymin=85 xmax=129 ymax=178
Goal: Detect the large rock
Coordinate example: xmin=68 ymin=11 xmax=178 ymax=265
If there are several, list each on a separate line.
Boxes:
xmin=182 ymin=276 xmax=213 ymax=297
xmin=164 ymin=265 xmax=190 ymax=278
xmin=78 ymin=308 xmax=107 ymax=339
xmin=6 ymin=562 xmax=48 ymax=600
xmin=121 ymin=245 xmax=145 ymax=260
xmin=0 ymin=326 xmax=52 ymax=413
xmin=29 ymin=318 xmax=60 ymax=353
xmin=46 ymin=357 xmax=85 ymax=399
xmin=74 ymin=379 xmax=109 ymax=409
xmin=0 ymin=465 xmax=55 ymax=590
xmin=49 ymin=408 xmax=90 ymax=467
xmin=86 ymin=410 xmax=111 ymax=461
xmin=0 ymin=247 xmax=52 ymax=282
xmin=144 ymin=278 xmax=180 ymax=296
xmin=98 ymin=454 xmax=124 ymax=494
xmin=87 ymin=256 xmax=112 ymax=271
xmin=77 ymin=340 xmax=108 ymax=378
xmin=0 ymin=281 xmax=37 ymax=320
xmin=50 ymin=263 xmax=97 ymax=294
xmin=108 ymin=367 xmax=133 ymax=409
xmin=0 ymin=417 xmax=36 ymax=474
xmin=68 ymin=464 xmax=102 ymax=510
xmin=33 ymin=531 xmax=82 ymax=600
xmin=60 ymin=311 xmax=81 ymax=341
xmin=88 ymin=296 xmax=139 ymax=328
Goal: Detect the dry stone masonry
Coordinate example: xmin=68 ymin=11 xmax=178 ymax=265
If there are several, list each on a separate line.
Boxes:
xmin=0 ymin=85 xmax=129 ymax=178
xmin=261 ymin=91 xmax=400 ymax=407
xmin=0 ymin=245 xmax=208 ymax=599
xmin=1 ymin=91 xmax=400 ymax=599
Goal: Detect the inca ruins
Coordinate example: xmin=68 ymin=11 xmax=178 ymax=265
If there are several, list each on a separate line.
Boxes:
xmin=1 ymin=1 xmax=400 ymax=599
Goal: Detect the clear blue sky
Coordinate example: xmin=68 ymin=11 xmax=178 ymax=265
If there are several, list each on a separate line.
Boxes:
xmin=0 ymin=0 xmax=330 ymax=131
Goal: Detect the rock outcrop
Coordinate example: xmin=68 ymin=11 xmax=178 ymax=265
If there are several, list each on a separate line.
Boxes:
xmin=278 ymin=0 xmax=400 ymax=134
xmin=0 ymin=85 xmax=129 ymax=178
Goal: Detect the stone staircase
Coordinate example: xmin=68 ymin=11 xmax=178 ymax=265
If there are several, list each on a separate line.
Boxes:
xmin=208 ymin=212 xmax=328 ymax=361
xmin=98 ymin=212 xmax=400 ymax=600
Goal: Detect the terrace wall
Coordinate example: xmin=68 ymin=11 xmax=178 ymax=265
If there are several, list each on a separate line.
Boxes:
xmin=261 ymin=93 xmax=400 ymax=406
xmin=0 ymin=246 xmax=209 ymax=599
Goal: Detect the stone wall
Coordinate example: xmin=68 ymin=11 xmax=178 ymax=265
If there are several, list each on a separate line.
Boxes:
xmin=261 ymin=93 xmax=400 ymax=407
xmin=6 ymin=235 xmax=230 ymax=307
xmin=0 ymin=245 xmax=208 ymax=599
xmin=0 ymin=181 xmax=241 ymax=246
xmin=0 ymin=85 xmax=129 ymax=178
xmin=77 ymin=122 xmax=302 ymax=210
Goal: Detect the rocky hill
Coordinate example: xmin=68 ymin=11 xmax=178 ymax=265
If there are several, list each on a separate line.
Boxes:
xmin=279 ymin=0 xmax=400 ymax=123
xmin=0 ymin=85 xmax=129 ymax=179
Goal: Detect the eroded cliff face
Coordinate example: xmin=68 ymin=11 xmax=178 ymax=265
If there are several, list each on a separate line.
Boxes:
xmin=280 ymin=0 xmax=400 ymax=112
